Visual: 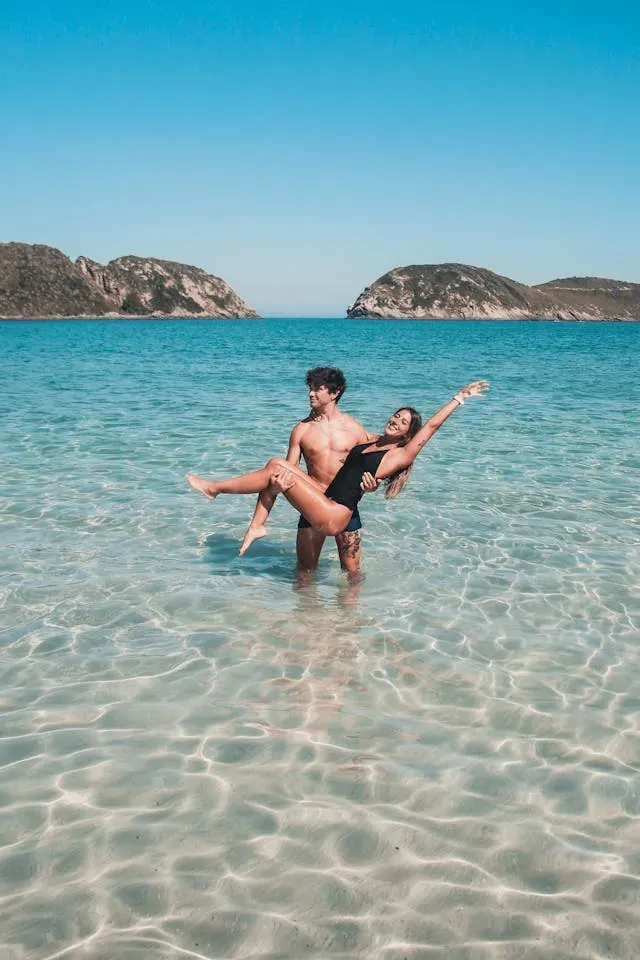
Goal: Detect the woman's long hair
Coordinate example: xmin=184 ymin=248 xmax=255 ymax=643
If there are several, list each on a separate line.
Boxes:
xmin=384 ymin=406 xmax=422 ymax=499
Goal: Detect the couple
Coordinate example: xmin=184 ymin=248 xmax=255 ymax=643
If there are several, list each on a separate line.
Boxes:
xmin=187 ymin=366 xmax=488 ymax=575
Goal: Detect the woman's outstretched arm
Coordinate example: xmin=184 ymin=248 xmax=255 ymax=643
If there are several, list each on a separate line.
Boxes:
xmin=376 ymin=380 xmax=489 ymax=479
xmin=405 ymin=380 xmax=489 ymax=459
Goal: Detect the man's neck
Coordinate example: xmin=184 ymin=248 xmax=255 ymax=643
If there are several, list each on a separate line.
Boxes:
xmin=311 ymin=401 xmax=340 ymax=421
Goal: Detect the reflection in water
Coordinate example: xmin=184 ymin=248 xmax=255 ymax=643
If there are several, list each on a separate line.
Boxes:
xmin=294 ymin=565 xmax=363 ymax=607
xmin=201 ymin=528 xmax=365 ymax=606
xmin=257 ymin=577 xmax=374 ymax=732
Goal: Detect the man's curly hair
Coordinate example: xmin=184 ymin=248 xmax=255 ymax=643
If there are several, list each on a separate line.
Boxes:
xmin=305 ymin=366 xmax=347 ymax=402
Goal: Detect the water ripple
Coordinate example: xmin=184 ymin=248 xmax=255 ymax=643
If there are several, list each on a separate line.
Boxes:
xmin=1 ymin=319 xmax=639 ymax=958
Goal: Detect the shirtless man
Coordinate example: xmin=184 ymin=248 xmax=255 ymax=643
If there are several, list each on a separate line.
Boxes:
xmin=239 ymin=367 xmax=375 ymax=577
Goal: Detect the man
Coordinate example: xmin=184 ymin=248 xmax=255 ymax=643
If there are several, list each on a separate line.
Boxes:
xmin=239 ymin=366 xmax=376 ymax=578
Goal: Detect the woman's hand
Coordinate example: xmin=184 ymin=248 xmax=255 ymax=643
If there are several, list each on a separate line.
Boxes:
xmin=458 ymin=380 xmax=490 ymax=400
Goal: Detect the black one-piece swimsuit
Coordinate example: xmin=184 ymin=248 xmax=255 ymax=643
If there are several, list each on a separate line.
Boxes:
xmin=324 ymin=443 xmax=390 ymax=513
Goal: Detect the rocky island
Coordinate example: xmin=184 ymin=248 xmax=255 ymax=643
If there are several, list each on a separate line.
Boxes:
xmin=347 ymin=263 xmax=640 ymax=321
xmin=0 ymin=243 xmax=259 ymax=318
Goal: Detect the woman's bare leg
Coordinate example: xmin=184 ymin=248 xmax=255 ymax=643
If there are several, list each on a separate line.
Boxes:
xmin=270 ymin=462 xmax=352 ymax=536
xmin=239 ymin=488 xmax=278 ymax=555
xmin=187 ymin=459 xmax=323 ymax=500
xmin=186 ymin=462 xmax=276 ymax=499
xmin=185 ymin=474 xmax=219 ymax=499
xmin=186 ymin=458 xmax=351 ymax=537
xmin=239 ymin=468 xmax=327 ymax=556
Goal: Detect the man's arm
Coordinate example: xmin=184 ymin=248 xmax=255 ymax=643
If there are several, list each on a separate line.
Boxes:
xmin=285 ymin=423 xmax=304 ymax=465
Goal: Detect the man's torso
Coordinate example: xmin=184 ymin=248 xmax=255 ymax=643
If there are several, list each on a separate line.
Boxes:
xmin=298 ymin=413 xmax=366 ymax=489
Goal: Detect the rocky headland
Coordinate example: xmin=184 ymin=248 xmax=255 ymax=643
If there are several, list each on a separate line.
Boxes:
xmin=347 ymin=264 xmax=640 ymax=320
xmin=0 ymin=243 xmax=259 ymax=318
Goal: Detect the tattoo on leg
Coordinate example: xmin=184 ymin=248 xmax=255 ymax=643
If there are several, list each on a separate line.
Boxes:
xmin=338 ymin=530 xmax=361 ymax=560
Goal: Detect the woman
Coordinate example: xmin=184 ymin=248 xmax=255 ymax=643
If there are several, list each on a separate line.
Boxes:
xmin=186 ymin=380 xmax=489 ymax=536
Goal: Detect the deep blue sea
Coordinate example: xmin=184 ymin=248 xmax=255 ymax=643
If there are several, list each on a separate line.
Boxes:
xmin=1 ymin=318 xmax=639 ymax=959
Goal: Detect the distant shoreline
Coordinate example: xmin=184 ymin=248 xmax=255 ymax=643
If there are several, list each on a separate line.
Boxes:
xmin=2 ymin=245 xmax=640 ymax=322
xmin=347 ymin=263 xmax=640 ymax=322
xmin=0 ymin=314 xmax=263 ymax=321
xmin=2 ymin=315 xmax=638 ymax=323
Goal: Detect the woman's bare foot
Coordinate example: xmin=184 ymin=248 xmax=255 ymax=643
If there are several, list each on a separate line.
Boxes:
xmin=239 ymin=525 xmax=267 ymax=555
xmin=185 ymin=474 xmax=218 ymax=500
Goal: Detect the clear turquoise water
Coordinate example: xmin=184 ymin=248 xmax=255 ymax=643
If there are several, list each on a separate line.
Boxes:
xmin=1 ymin=318 xmax=639 ymax=960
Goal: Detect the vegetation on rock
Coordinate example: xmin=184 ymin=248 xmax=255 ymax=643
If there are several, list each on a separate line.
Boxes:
xmin=347 ymin=263 xmax=640 ymax=320
xmin=0 ymin=243 xmax=260 ymax=319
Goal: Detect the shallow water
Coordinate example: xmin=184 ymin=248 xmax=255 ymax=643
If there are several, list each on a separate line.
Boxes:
xmin=1 ymin=318 xmax=639 ymax=959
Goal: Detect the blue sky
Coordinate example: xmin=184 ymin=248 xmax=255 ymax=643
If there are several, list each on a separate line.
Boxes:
xmin=1 ymin=0 xmax=638 ymax=315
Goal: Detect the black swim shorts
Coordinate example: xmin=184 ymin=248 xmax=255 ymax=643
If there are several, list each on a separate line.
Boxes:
xmin=297 ymin=507 xmax=362 ymax=533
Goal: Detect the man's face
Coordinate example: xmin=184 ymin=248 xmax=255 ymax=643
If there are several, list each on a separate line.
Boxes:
xmin=308 ymin=383 xmax=338 ymax=409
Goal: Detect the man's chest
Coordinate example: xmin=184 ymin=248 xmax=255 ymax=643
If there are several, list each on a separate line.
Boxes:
xmin=301 ymin=423 xmax=358 ymax=458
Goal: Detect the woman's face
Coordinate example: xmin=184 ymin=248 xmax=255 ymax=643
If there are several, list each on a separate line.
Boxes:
xmin=384 ymin=408 xmax=412 ymax=439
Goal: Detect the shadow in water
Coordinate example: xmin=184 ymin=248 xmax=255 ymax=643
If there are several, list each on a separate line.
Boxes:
xmin=199 ymin=530 xmax=297 ymax=580
xmin=198 ymin=530 xmax=363 ymax=599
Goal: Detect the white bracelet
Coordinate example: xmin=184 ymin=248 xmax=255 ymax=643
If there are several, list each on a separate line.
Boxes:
xmin=453 ymin=392 xmax=465 ymax=406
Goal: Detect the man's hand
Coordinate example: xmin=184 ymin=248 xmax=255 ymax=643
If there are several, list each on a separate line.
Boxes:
xmin=360 ymin=471 xmax=381 ymax=494
xmin=270 ymin=468 xmax=296 ymax=494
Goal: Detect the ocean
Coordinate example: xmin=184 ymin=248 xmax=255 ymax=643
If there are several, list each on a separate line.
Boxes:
xmin=1 ymin=317 xmax=639 ymax=959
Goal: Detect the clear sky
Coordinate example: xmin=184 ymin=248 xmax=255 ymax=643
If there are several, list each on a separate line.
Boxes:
xmin=1 ymin=1 xmax=638 ymax=315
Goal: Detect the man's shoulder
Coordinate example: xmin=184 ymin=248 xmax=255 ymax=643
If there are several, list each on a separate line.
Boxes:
xmin=292 ymin=416 xmax=313 ymax=433
xmin=338 ymin=411 xmax=363 ymax=426
xmin=298 ymin=411 xmax=364 ymax=430
xmin=290 ymin=418 xmax=316 ymax=445
xmin=337 ymin=411 xmax=367 ymax=435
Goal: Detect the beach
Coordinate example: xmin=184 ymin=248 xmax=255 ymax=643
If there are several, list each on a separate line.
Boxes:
xmin=1 ymin=317 xmax=639 ymax=959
